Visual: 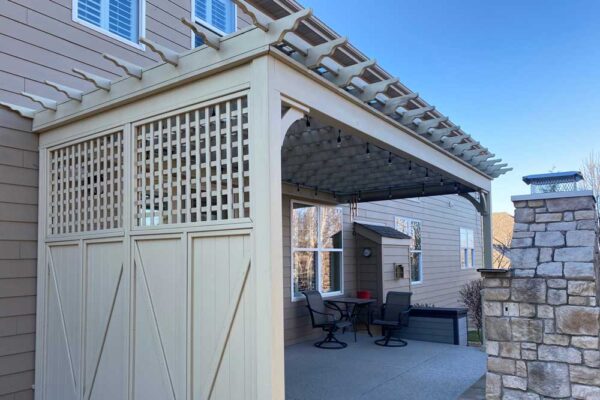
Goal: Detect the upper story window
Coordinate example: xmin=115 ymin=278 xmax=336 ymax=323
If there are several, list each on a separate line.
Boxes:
xmin=395 ymin=217 xmax=423 ymax=283
xmin=460 ymin=228 xmax=476 ymax=269
xmin=74 ymin=0 xmax=142 ymax=46
xmin=291 ymin=202 xmax=343 ymax=300
xmin=193 ymin=0 xmax=236 ymax=47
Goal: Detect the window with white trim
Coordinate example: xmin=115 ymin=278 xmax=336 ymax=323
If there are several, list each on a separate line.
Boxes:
xmin=460 ymin=228 xmax=476 ymax=269
xmin=395 ymin=217 xmax=423 ymax=283
xmin=291 ymin=202 xmax=343 ymax=299
xmin=74 ymin=0 xmax=142 ymax=44
xmin=193 ymin=0 xmax=236 ymax=47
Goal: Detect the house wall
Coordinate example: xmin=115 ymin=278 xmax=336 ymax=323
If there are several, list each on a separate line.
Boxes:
xmin=283 ymin=193 xmax=484 ymax=346
xmin=0 ymin=2 xmax=252 ymax=398
xmin=0 ymin=110 xmax=38 ymax=399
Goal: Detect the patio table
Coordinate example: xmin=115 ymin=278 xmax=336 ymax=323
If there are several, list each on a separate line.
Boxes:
xmin=325 ymin=297 xmax=376 ymax=341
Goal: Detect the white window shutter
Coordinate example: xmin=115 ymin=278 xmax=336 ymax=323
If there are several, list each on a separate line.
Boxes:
xmin=109 ymin=0 xmax=138 ymax=41
xmin=211 ymin=0 xmax=227 ymax=32
xmin=195 ymin=0 xmax=208 ymax=21
xmin=78 ymin=0 xmax=102 ymax=25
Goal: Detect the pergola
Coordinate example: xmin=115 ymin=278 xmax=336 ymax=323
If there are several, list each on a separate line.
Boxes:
xmin=1 ymin=2 xmax=509 ymax=399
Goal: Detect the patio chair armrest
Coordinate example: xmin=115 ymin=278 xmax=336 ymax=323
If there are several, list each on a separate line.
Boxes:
xmin=306 ymin=307 xmax=336 ymax=322
xmin=324 ymin=302 xmax=345 ymax=321
xmin=398 ymin=309 xmax=411 ymax=326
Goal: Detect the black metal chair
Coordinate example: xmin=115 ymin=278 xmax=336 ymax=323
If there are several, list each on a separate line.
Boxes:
xmin=302 ymin=291 xmax=352 ymax=349
xmin=371 ymin=291 xmax=412 ymax=347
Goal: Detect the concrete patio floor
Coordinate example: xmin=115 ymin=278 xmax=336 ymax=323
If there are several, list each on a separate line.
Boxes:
xmin=285 ymin=333 xmax=486 ymax=400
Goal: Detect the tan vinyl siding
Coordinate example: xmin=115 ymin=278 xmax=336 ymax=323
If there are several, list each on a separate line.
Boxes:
xmin=282 ymin=194 xmax=483 ymax=346
xmin=0 ymin=1 xmax=249 ymax=397
xmin=0 ymin=110 xmax=37 ymax=400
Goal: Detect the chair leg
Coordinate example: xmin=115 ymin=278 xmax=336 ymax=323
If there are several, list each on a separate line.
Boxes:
xmin=314 ymin=330 xmax=347 ymax=349
xmin=374 ymin=329 xmax=408 ymax=347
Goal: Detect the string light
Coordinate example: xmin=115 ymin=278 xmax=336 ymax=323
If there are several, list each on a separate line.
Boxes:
xmin=337 ymin=129 xmax=342 ymax=147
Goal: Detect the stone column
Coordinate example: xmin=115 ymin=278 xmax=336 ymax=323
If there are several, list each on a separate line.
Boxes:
xmin=481 ymin=192 xmax=600 ymax=400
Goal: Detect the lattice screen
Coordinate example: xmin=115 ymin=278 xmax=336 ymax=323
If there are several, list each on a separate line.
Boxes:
xmin=134 ymin=96 xmax=250 ymax=226
xmin=48 ymin=131 xmax=124 ymax=235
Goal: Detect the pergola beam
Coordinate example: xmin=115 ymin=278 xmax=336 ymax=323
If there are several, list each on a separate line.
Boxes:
xmin=140 ymin=37 xmax=180 ymax=66
xmin=265 ymin=8 xmax=312 ymax=44
xmin=357 ymin=78 xmax=399 ymax=102
xmin=21 ymin=92 xmax=57 ymax=111
xmin=328 ymin=59 xmax=376 ymax=87
xmin=232 ymin=0 xmax=270 ymax=31
xmin=103 ymin=54 xmax=143 ymax=78
xmin=72 ymin=68 xmax=111 ymax=91
xmin=398 ymin=106 xmax=435 ymax=125
xmin=414 ymin=116 xmax=448 ymax=134
xmin=382 ymin=93 xmax=419 ymax=115
xmin=45 ymin=81 xmax=83 ymax=101
xmin=303 ymin=36 xmax=347 ymax=69
xmin=0 ymin=102 xmax=36 ymax=118
xmin=181 ymin=18 xmax=221 ymax=50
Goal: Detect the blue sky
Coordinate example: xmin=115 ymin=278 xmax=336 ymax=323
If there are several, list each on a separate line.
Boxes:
xmin=300 ymin=0 xmax=600 ymax=213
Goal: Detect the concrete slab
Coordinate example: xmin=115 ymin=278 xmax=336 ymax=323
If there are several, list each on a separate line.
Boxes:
xmin=285 ymin=333 xmax=486 ymax=400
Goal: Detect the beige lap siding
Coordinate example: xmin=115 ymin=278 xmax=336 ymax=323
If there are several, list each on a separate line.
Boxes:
xmin=0 ymin=110 xmax=38 ymax=400
xmin=0 ymin=0 xmax=252 ymax=396
xmin=282 ymin=193 xmax=483 ymax=346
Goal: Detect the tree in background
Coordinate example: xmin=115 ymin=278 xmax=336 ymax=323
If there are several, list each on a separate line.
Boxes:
xmin=492 ymin=212 xmax=513 ymax=268
xmin=581 ymin=151 xmax=600 ymax=208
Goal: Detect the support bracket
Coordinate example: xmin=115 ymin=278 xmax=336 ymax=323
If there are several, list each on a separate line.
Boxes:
xmin=459 ymin=191 xmax=490 ymax=216
xmin=280 ymin=96 xmax=310 ymax=146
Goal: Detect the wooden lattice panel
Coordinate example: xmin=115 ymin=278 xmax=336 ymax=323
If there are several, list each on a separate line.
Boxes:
xmin=134 ymin=96 xmax=250 ymax=226
xmin=48 ymin=131 xmax=124 ymax=235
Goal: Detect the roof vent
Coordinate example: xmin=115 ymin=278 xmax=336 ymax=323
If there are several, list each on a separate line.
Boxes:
xmin=522 ymin=171 xmax=584 ymax=194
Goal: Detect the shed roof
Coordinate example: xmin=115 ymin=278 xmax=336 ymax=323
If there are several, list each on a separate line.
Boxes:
xmin=354 ymin=223 xmax=411 ymax=240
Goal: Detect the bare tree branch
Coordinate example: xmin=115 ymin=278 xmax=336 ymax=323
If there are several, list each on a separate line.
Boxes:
xmin=581 ymin=151 xmax=600 ymax=208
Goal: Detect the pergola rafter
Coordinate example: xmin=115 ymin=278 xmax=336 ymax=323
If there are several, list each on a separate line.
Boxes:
xmin=0 ymin=0 xmax=509 ymax=180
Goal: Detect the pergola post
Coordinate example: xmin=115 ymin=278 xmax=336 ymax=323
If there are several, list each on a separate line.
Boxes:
xmin=248 ymin=56 xmax=286 ymax=399
xmin=459 ymin=191 xmax=493 ymax=268
xmin=481 ymin=192 xmax=493 ymax=268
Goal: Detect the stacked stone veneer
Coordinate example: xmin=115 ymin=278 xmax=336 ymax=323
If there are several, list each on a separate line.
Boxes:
xmin=483 ymin=194 xmax=600 ymax=399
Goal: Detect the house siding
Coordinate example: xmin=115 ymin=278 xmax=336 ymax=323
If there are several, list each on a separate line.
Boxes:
xmin=0 ymin=110 xmax=37 ymax=400
xmin=283 ymin=194 xmax=483 ymax=346
xmin=0 ymin=1 xmax=251 ymax=397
